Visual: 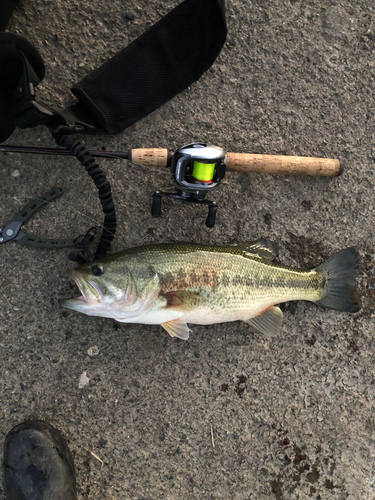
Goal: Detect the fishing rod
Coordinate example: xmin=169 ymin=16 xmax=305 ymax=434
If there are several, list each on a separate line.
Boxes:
xmin=0 ymin=143 xmax=342 ymax=176
xmin=1 ymin=142 xmax=342 ymax=228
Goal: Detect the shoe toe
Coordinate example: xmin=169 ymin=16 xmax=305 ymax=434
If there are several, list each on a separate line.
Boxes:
xmin=3 ymin=420 xmax=77 ymax=500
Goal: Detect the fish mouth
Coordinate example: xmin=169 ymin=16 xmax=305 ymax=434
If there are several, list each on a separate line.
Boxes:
xmin=62 ymin=269 xmax=104 ymax=305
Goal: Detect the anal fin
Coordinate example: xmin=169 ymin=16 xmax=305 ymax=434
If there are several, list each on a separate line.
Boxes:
xmin=245 ymin=306 xmax=283 ymax=337
xmin=162 ymin=320 xmax=191 ymax=340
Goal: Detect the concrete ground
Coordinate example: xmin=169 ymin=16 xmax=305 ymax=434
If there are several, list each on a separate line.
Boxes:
xmin=1 ymin=0 xmax=374 ymax=498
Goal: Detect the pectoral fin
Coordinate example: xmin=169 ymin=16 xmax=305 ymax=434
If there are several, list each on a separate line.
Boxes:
xmin=245 ymin=306 xmax=283 ymax=337
xmin=162 ymin=320 xmax=191 ymax=340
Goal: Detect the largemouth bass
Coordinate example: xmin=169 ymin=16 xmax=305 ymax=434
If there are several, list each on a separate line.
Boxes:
xmin=61 ymin=240 xmax=360 ymax=339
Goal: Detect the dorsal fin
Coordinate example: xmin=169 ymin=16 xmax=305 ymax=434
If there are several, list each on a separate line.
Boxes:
xmin=234 ymin=238 xmax=279 ymax=261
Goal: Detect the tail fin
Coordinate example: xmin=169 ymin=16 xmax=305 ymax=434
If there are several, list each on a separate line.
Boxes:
xmin=314 ymin=247 xmax=361 ymax=313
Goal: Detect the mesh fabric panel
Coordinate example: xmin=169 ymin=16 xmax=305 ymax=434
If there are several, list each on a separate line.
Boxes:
xmin=0 ymin=0 xmax=19 ymax=31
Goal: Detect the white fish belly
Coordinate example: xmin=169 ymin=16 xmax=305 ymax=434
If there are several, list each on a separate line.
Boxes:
xmin=116 ymin=291 xmax=294 ymax=326
xmin=115 ymin=307 xmax=182 ymax=325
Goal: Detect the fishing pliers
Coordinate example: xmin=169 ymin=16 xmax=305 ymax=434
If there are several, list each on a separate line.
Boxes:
xmin=0 ymin=187 xmax=76 ymax=249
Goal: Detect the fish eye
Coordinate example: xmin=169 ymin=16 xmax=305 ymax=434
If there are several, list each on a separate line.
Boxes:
xmin=92 ymin=264 xmax=104 ymax=276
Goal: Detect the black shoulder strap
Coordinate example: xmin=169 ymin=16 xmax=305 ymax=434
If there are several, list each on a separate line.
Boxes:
xmin=72 ymin=0 xmax=227 ymax=134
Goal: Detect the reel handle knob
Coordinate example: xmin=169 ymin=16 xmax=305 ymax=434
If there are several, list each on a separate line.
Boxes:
xmin=151 ymin=192 xmax=162 ymax=218
xmin=206 ymin=203 xmax=217 ymax=228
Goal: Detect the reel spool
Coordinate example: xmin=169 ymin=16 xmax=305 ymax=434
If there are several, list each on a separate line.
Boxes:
xmin=151 ymin=143 xmax=226 ymax=227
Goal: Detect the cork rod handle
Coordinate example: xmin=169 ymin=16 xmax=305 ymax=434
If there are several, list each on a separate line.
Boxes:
xmin=129 ymin=148 xmax=170 ymax=168
xmin=225 ymin=153 xmax=342 ymax=176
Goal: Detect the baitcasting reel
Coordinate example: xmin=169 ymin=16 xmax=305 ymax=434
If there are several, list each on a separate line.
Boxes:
xmin=151 ymin=143 xmax=226 ymax=228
